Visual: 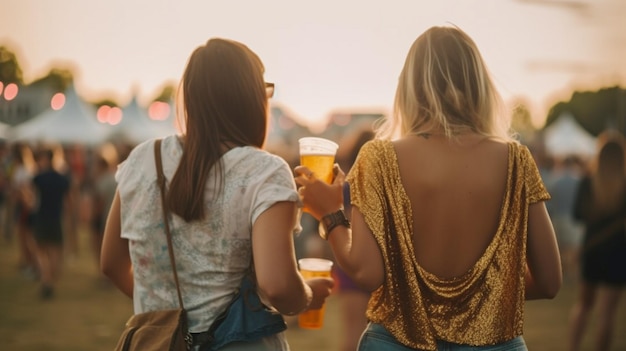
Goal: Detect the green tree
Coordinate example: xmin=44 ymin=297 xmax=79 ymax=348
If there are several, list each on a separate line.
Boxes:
xmin=544 ymin=86 xmax=625 ymax=137
xmin=93 ymin=99 xmax=119 ymax=108
xmin=151 ymin=82 xmax=176 ymax=102
xmin=0 ymin=46 xmax=24 ymax=84
xmin=30 ymin=68 xmax=74 ymax=92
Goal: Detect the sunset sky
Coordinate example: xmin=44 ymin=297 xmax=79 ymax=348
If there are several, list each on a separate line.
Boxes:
xmin=1 ymin=0 xmax=624 ymax=129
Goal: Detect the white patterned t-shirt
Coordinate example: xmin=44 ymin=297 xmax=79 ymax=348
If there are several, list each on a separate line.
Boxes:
xmin=115 ymin=135 xmax=299 ymax=332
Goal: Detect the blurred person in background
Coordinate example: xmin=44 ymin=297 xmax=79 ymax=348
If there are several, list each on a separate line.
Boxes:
xmin=296 ymin=25 xmax=562 ymax=350
xmin=0 ymin=140 xmax=11 ymax=242
xmin=11 ymin=143 xmax=38 ymax=279
xmin=568 ymin=133 xmax=626 ymax=351
xmin=89 ymin=153 xmax=117 ymax=284
xmin=30 ymin=148 xmax=71 ymax=299
xmin=334 ymin=128 xmax=374 ymax=351
xmin=547 ymin=155 xmax=585 ymax=283
xmin=62 ymin=144 xmax=87 ymax=258
xmin=101 ymin=38 xmax=333 ymax=350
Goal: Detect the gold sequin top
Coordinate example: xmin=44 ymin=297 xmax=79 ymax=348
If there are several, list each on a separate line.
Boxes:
xmin=346 ymin=140 xmax=550 ymax=350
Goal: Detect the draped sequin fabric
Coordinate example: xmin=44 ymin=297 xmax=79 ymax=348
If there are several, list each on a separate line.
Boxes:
xmin=346 ymin=140 xmax=550 ymax=350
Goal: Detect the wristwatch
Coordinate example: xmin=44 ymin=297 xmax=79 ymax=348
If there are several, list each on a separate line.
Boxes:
xmin=319 ymin=209 xmax=351 ymax=240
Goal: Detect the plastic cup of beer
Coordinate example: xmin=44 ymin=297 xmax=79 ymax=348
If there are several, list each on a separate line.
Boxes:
xmin=299 ymin=137 xmax=339 ymax=214
xmin=298 ymin=137 xmax=339 ymax=184
xmin=298 ymin=258 xmax=334 ymax=329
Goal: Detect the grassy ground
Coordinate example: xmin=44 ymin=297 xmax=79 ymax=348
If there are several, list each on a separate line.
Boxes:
xmin=1 ymin=226 xmax=624 ymax=351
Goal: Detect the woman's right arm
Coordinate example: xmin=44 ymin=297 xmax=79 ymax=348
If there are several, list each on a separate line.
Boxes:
xmin=525 ymin=201 xmax=562 ymax=300
xmin=101 ymin=190 xmax=134 ymax=298
xmin=252 ymin=201 xmax=334 ymax=315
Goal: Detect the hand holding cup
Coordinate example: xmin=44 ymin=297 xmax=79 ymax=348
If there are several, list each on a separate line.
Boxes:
xmin=294 ymin=164 xmax=345 ymax=221
xmin=298 ymin=258 xmax=334 ymax=329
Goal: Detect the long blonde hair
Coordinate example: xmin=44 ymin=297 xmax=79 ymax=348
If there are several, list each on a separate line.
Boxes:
xmin=377 ymin=25 xmax=513 ymax=141
xmin=590 ymin=133 xmax=626 ymax=213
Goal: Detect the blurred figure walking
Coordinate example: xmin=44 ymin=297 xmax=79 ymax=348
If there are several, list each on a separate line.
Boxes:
xmin=11 ymin=143 xmax=38 ymax=279
xmin=31 ymin=148 xmax=71 ymax=299
xmin=568 ymin=133 xmax=626 ymax=351
xmin=548 ymin=155 xmax=585 ymax=283
xmin=90 ymin=154 xmax=117 ymax=284
xmin=335 ymin=129 xmax=374 ymax=351
xmin=0 ymin=140 xmax=12 ymax=242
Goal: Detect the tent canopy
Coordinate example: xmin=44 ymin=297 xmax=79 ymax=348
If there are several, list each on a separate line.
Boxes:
xmin=9 ymin=85 xmax=111 ymax=146
xmin=0 ymin=122 xmax=11 ymax=139
xmin=109 ymin=96 xmax=177 ymax=145
xmin=543 ymin=112 xmax=597 ymax=158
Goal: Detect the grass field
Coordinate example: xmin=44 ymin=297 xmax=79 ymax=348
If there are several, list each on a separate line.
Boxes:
xmin=1 ymin=226 xmax=624 ymax=351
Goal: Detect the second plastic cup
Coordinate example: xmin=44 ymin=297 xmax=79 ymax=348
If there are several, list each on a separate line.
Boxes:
xmin=298 ymin=258 xmax=333 ymax=329
xmin=298 ymin=137 xmax=339 ymax=184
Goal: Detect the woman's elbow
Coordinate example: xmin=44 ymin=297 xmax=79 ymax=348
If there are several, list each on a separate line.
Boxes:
xmin=100 ymin=259 xmax=116 ymax=280
xmin=531 ymin=272 xmax=562 ymax=299
xmin=257 ymin=279 xmax=308 ymax=314
xmin=349 ymin=269 xmax=382 ymax=293
xmin=100 ymin=255 xmax=124 ymax=281
xmin=260 ymin=282 xmax=291 ymax=305
xmin=543 ymin=261 xmax=563 ymax=299
xmin=542 ymin=276 xmax=562 ymax=299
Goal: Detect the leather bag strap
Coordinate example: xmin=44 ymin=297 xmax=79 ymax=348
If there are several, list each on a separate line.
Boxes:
xmin=154 ymin=139 xmax=185 ymax=309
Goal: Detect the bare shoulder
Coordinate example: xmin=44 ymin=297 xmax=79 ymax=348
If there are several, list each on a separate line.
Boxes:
xmin=480 ymin=137 xmax=512 ymax=153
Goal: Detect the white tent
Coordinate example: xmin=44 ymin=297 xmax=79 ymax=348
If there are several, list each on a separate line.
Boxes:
xmin=9 ymin=85 xmax=111 ymax=145
xmin=0 ymin=121 xmax=11 ymax=139
xmin=543 ymin=112 xmax=597 ymax=158
xmin=109 ymin=96 xmax=177 ymax=145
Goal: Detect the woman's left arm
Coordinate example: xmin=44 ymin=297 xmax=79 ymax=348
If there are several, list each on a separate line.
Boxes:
xmin=327 ymin=207 xmax=384 ymax=292
xmin=525 ymin=201 xmax=562 ymax=300
xmin=295 ymin=166 xmax=384 ymax=292
xmin=101 ymin=190 xmax=134 ymax=298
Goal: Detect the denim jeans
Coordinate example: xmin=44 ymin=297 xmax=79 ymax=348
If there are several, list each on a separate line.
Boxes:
xmin=358 ymin=323 xmax=528 ymax=351
xmin=194 ymin=332 xmax=289 ymax=351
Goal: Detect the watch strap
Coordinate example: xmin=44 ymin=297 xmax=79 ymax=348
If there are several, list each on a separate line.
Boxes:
xmin=320 ymin=209 xmax=351 ymax=240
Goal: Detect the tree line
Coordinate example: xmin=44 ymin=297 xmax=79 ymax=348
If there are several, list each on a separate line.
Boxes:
xmin=2 ymin=45 xmax=625 ymax=136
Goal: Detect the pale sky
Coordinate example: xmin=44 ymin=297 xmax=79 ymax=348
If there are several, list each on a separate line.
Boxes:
xmin=1 ymin=0 xmax=624 ymax=129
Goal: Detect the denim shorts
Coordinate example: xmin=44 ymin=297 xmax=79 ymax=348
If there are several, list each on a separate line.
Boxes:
xmin=358 ymin=322 xmax=528 ymax=351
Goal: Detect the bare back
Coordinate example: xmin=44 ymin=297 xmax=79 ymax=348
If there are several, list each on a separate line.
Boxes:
xmin=394 ymin=134 xmax=509 ymax=279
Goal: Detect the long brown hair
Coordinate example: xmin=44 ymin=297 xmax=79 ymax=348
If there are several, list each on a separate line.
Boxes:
xmin=591 ymin=133 xmax=626 ymax=213
xmin=166 ymin=38 xmax=269 ymax=222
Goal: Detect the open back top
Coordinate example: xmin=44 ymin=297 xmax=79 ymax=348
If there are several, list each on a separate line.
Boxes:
xmin=347 ymin=139 xmax=550 ymax=350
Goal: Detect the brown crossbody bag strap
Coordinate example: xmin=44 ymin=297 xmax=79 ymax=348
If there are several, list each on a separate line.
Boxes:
xmin=154 ymin=139 xmax=185 ymax=309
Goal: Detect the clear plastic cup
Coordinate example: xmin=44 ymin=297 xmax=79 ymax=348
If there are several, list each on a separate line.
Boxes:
xmin=298 ymin=137 xmax=339 ymax=216
xmin=298 ymin=258 xmax=334 ymax=329
xmin=298 ymin=137 xmax=339 ymax=185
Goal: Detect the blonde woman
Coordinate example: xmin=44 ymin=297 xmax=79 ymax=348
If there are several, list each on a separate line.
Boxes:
xmin=296 ymin=25 xmax=562 ymax=350
xmin=568 ymin=133 xmax=626 ymax=351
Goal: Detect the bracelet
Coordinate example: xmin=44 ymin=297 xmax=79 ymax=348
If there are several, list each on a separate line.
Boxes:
xmin=319 ymin=209 xmax=350 ymax=240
